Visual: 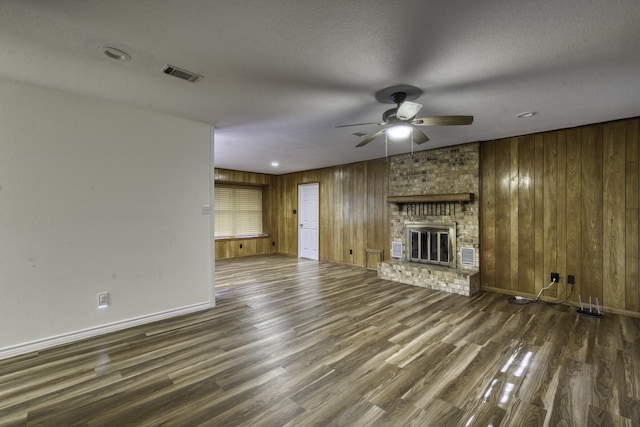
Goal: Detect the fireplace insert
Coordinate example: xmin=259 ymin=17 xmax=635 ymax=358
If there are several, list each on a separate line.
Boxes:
xmin=405 ymin=222 xmax=456 ymax=268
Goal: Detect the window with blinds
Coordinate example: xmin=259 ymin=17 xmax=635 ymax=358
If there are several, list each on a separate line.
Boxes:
xmin=214 ymin=185 xmax=263 ymax=238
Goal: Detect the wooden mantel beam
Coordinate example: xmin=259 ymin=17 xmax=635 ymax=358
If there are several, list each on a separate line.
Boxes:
xmin=387 ymin=193 xmax=474 ymax=204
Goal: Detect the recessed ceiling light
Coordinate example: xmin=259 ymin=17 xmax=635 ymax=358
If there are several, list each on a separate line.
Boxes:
xmin=98 ymin=46 xmax=131 ymax=62
xmin=516 ymin=111 xmax=537 ymax=118
xmin=271 ymin=161 xmax=279 ymax=167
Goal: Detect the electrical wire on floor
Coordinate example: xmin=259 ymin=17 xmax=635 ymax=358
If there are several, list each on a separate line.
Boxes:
xmin=508 ymin=279 xmax=575 ymax=307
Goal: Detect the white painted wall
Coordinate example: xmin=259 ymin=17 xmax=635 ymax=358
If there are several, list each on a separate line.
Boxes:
xmin=0 ymin=78 xmax=213 ymax=357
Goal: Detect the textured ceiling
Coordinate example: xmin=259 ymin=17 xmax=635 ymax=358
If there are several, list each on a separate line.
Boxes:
xmin=1 ymin=0 xmax=639 ymax=174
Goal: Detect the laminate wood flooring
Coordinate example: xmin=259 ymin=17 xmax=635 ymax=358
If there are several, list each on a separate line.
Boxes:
xmin=2 ymin=255 xmax=640 ymax=426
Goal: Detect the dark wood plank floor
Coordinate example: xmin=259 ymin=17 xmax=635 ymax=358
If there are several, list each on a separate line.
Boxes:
xmin=2 ymin=255 xmax=640 ymax=426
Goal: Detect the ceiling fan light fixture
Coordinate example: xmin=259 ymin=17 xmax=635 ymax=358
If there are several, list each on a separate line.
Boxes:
xmin=387 ymin=125 xmax=413 ymax=140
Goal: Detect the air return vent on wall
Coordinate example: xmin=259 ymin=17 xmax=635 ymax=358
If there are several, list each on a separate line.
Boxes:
xmin=162 ymin=65 xmax=203 ymax=83
xmin=461 ymin=247 xmax=475 ymax=267
xmin=391 ymin=242 xmax=403 ymax=259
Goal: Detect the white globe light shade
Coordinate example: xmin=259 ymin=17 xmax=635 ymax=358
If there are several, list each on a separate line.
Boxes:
xmin=387 ymin=125 xmax=413 ymax=140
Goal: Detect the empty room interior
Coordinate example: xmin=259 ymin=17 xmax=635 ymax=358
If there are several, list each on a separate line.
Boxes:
xmin=1 ymin=1 xmax=640 ymax=426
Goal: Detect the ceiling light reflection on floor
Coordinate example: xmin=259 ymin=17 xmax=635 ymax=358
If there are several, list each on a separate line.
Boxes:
xmin=500 ymin=382 xmax=515 ymax=405
xmin=514 ymin=351 xmax=533 ymax=377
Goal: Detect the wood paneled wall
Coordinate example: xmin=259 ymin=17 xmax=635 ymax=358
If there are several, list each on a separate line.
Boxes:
xmin=274 ymin=159 xmax=390 ymax=267
xmin=214 ymin=160 xmax=390 ymax=267
xmin=213 ymin=169 xmax=278 ymax=259
xmin=481 ymin=117 xmax=640 ymax=315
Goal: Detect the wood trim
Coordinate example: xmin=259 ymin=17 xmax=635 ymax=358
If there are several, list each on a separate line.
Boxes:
xmin=387 ymin=192 xmax=474 ymax=204
xmin=0 ymin=301 xmax=213 ymax=360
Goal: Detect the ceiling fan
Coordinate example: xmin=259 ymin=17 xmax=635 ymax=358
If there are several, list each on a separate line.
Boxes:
xmin=336 ymin=91 xmax=473 ymax=147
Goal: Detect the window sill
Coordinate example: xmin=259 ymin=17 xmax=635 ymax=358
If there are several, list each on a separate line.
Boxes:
xmin=215 ymin=234 xmax=270 ymax=242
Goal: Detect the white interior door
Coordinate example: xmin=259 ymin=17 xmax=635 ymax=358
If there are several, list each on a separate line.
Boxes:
xmin=298 ymin=183 xmax=319 ymax=260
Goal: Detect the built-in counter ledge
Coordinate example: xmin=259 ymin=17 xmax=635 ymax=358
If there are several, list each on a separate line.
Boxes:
xmin=387 ymin=193 xmax=474 ymax=204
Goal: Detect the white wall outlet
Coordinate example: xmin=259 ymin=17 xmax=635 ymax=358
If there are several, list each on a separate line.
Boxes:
xmin=97 ymin=292 xmax=110 ymax=308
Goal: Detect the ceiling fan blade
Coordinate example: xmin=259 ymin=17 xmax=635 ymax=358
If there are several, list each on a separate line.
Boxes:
xmin=335 ymin=121 xmax=383 ymax=128
xmin=412 ymin=128 xmax=429 ymax=145
xmin=412 ymin=115 xmax=474 ymax=126
xmin=397 ymin=101 xmax=423 ymax=120
xmin=355 ymin=128 xmax=387 ymax=147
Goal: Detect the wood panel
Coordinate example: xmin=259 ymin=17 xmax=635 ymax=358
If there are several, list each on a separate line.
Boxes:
xmin=627 ymin=119 xmax=640 ymax=312
xmin=580 ymin=125 xmax=603 ymax=303
xmin=509 ymin=138 xmax=519 ymax=291
xmin=556 ymin=130 xmax=568 ymax=301
xmin=565 ymin=128 xmax=582 ymax=302
xmin=534 ymin=134 xmax=545 ymax=297
xmin=494 ymin=139 xmax=512 ymax=291
xmin=365 ymin=160 xmax=389 ymax=263
xmin=480 ymin=141 xmax=496 ymax=288
xmin=318 ymin=168 xmax=333 ymax=262
xmin=542 ymin=132 xmax=557 ymax=298
xmin=275 ymin=173 xmax=298 ymax=256
xmin=603 ymin=121 xmax=626 ymax=309
xmin=353 ymin=162 xmax=366 ymax=266
xmin=517 ymin=135 xmax=536 ymax=294
xmin=332 ymin=168 xmax=348 ymax=262
xmin=341 ymin=165 xmax=353 ymax=264
xmin=481 ymin=116 xmax=640 ymax=315
xmin=214 ymin=168 xmax=272 ymax=185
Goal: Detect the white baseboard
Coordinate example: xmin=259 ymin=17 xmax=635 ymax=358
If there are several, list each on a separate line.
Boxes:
xmin=0 ymin=301 xmax=213 ymax=361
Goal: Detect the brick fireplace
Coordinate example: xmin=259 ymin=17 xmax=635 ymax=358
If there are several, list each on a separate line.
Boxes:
xmin=378 ymin=143 xmax=480 ymax=296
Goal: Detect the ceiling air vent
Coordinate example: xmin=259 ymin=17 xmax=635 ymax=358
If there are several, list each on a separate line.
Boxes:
xmin=162 ymin=65 xmax=203 ymax=83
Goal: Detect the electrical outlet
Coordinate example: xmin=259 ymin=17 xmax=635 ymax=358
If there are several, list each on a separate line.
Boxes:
xmin=239 ymin=243 xmax=243 ymax=249
xmin=97 ymin=292 xmax=110 ymax=308
xmin=550 ymin=272 xmax=560 ymax=283
xmin=568 ymin=275 xmax=575 ymax=284
xmin=349 ymin=249 xmax=353 ymax=255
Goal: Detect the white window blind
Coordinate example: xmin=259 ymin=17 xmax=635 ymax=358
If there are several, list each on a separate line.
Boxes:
xmin=214 ymin=185 xmax=263 ymax=238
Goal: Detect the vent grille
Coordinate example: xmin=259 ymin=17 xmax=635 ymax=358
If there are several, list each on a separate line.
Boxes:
xmin=162 ymin=65 xmax=203 ymax=83
xmin=461 ymin=247 xmax=475 ymax=266
xmin=391 ymin=242 xmax=403 ymax=258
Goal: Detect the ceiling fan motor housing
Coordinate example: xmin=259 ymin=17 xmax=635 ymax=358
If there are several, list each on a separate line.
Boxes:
xmin=390 ymin=92 xmax=407 ymax=105
xmin=382 ymin=108 xmax=399 ymax=123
